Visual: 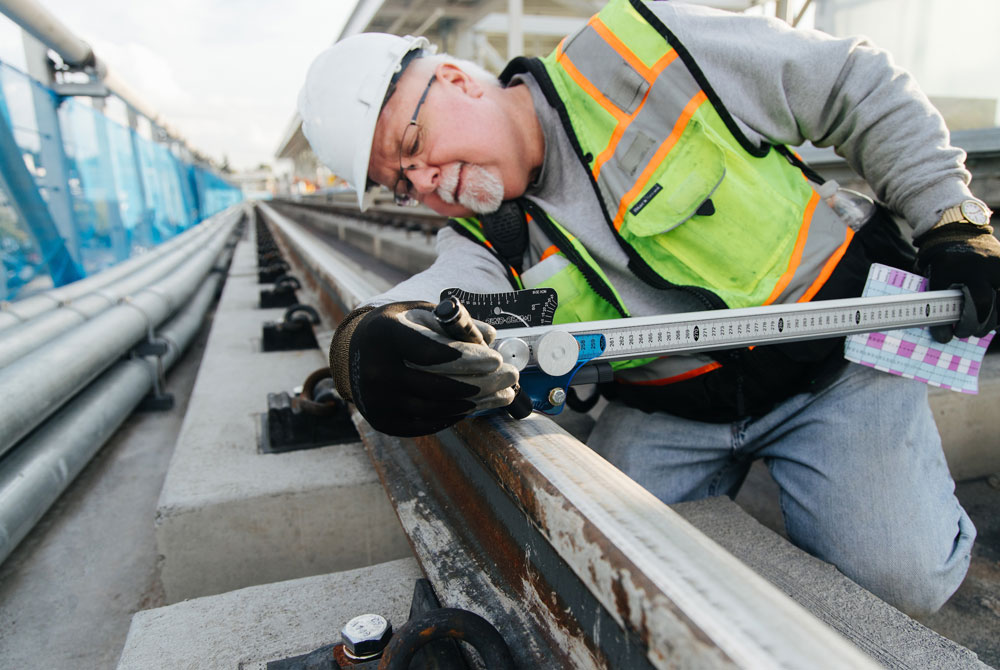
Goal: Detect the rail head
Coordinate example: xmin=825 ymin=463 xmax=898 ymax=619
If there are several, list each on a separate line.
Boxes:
xmin=360 ymin=411 xmax=880 ymax=669
xmin=256 ymin=201 xmax=389 ymax=315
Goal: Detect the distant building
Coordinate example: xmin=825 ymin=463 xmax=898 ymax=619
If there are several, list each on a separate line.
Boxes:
xmin=231 ymin=167 xmax=278 ymax=201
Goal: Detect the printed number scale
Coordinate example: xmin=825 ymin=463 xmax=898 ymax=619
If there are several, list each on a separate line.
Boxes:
xmin=493 ymin=290 xmax=964 ymax=376
xmin=477 ymin=290 xmax=965 ymax=415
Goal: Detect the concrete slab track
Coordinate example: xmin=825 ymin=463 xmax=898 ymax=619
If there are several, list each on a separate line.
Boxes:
xmin=154 ymin=227 xmax=411 ymax=603
xmin=116 ymin=557 xmax=422 ymax=670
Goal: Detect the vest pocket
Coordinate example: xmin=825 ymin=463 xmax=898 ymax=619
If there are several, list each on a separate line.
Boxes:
xmin=619 ymin=118 xmax=806 ymax=306
xmin=623 ymin=119 xmax=725 ymax=236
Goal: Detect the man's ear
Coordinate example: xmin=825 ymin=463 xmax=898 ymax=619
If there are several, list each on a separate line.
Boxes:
xmin=435 ymin=62 xmax=484 ymax=98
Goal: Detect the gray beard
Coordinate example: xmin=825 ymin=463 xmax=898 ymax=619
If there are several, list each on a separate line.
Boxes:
xmin=438 ymin=163 xmax=504 ymax=214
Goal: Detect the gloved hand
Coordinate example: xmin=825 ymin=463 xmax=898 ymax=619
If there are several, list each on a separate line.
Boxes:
xmin=915 ymin=222 xmax=1000 ymax=343
xmin=329 ymin=301 xmax=518 ymax=437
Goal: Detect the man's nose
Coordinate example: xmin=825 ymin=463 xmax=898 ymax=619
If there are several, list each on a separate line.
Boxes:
xmin=406 ymin=165 xmax=439 ymax=194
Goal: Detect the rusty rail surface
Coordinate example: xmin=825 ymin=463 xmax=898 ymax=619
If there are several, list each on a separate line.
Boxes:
xmin=256 ymin=202 xmax=879 ymax=669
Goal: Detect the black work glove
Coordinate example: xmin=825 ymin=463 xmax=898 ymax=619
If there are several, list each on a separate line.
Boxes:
xmin=915 ymin=222 xmax=1000 ymax=343
xmin=329 ymin=301 xmax=518 ymax=437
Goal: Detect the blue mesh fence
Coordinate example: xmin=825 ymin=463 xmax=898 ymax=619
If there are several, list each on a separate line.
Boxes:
xmin=0 ymin=62 xmax=46 ymax=298
xmin=0 ymin=60 xmax=242 ymax=300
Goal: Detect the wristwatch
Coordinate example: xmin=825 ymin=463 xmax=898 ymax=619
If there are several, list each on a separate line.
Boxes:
xmin=931 ymin=199 xmax=992 ymax=230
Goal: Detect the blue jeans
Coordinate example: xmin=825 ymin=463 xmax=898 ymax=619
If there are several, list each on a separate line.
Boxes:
xmin=587 ymin=362 xmax=975 ymax=616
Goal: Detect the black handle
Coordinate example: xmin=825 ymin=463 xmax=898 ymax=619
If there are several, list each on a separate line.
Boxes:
xmin=433 ymin=296 xmax=484 ymax=345
xmin=433 ymin=297 xmax=532 ymax=420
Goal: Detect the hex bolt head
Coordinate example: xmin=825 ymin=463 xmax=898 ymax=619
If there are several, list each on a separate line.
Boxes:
xmin=341 ymin=613 xmax=393 ymax=660
xmin=548 ymin=387 xmax=567 ymax=406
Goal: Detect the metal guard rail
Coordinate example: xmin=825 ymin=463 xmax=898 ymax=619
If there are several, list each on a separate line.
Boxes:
xmin=256 ymin=202 xmax=879 ymax=669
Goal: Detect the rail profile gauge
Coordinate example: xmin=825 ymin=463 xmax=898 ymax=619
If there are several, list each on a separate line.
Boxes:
xmin=452 ymin=263 xmax=1000 ymax=414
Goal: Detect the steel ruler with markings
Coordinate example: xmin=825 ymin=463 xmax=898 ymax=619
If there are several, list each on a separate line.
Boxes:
xmin=481 ymin=289 xmax=966 ymax=414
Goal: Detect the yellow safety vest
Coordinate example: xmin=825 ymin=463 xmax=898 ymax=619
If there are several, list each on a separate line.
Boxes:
xmin=451 ymin=0 xmax=891 ymax=418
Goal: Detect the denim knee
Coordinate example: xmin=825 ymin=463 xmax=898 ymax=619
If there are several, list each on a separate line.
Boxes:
xmin=841 ymin=515 xmax=976 ymax=618
xmin=867 ymin=559 xmax=970 ymax=618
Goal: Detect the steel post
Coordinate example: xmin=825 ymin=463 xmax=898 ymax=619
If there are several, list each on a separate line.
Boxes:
xmin=0 ymin=71 xmax=83 ymax=289
xmin=22 ymin=31 xmax=81 ymax=270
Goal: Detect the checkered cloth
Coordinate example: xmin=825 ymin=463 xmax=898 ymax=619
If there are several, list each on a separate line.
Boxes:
xmin=844 ymin=264 xmax=994 ymax=394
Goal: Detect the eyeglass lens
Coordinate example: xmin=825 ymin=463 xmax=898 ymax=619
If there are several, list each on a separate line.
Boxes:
xmin=393 ymin=75 xmax=436 ymax=207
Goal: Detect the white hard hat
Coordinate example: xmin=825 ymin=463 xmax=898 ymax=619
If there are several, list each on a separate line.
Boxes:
xmin=298 ymin=33 xmax=432 ymax=210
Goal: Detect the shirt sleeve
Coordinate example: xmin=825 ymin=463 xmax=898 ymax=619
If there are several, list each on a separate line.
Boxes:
xmin=645 ymin=2 xmax=976 ymax=235
xmin=367 ymin=225 xmax=514 ymax=306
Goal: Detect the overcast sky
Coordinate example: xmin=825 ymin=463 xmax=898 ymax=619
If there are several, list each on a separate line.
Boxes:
xmin=0 ymin=0 xmax=353 ymax=171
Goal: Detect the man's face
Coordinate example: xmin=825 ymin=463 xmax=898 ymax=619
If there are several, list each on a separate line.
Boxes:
xmin=368 ymin=62 xmax=532 ymax=218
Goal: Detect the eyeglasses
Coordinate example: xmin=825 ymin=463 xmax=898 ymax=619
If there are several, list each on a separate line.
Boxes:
xmin=393 ymin=75 xmax=436 ymax=207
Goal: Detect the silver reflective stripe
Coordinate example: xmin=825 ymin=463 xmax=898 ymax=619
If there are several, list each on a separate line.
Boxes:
xmin=772 ymin=200 xmax=854 ymax=304
xmin=618 ymin=131 xmax=656 ymax=177
xmin=597 ymin=179 xmax=618 ymax=219
xmin=562 ymin=24 xmax=702 ymax=210
xmin=561 ymin=24 xmax=648 ymax=115
xmin=606 ymin=61 xmax=648 ymax=115
xmin=595 ymin=72 xmax=703 ymax=218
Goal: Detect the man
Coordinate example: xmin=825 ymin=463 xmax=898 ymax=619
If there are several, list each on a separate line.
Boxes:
xmin=298 ymin=0 xmax=999 ymax=616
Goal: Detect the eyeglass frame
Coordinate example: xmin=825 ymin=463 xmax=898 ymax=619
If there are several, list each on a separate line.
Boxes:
xmin=393 ymin=74 xmax=437 ymax=207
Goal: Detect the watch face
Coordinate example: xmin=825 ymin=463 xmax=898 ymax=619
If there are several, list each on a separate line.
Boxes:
xmin=961 ymin=200 xmax=990 ymax=225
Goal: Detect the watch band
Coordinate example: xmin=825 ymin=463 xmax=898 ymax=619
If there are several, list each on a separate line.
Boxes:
xmin=928 ymin=199 xmax=992 ymax=233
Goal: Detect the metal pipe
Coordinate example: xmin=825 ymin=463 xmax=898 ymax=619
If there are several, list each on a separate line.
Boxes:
xmin=0 ymin=0 xmax=94 ymax=67
xmin=507 ymin=0 xmax=524 ymax=59
xmin=0 ymin=214 xmax=239 ymax=457
xmin=413 ymin=8 xmax=445 ymax=38
xmin=0 ymin=0 xmax=188 ymax=147
xmin=792 ymin=0 xmax=814 ymax=27
xmin=0 ymin=213 xmax=222 ymax=333
xmin=0 ymin=241 xmax=232 ymax=565
xmin=0 ymin=211 xmax=235 ymax=368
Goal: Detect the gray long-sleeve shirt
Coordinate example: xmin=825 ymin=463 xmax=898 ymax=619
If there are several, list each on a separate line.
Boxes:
xmin=372 ymin=1 xmax=975 ymax=317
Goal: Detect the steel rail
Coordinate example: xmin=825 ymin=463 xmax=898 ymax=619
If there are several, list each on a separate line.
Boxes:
xmin=267 ymin=200 xmax=437 ymax=279
xmin=257 ymin=202 xmax=393 ymax=319
xmin=263 ymin=207 xmax=881 ymax=669
xmin=0 ymin=216 xmax=229 ymax=367
xmin=0 ymin=208 xmax=242 ymax=458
